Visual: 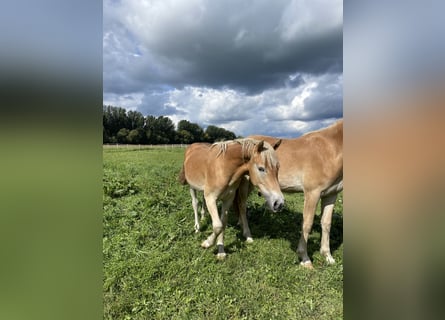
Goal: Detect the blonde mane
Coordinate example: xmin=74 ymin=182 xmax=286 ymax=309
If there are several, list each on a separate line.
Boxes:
xmin=211 ymin=138 xmax=279 ymax=166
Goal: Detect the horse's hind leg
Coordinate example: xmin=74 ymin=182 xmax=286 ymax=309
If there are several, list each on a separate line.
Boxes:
xmin=215 ymin=195 xmax=235 ymax=259
xmin=200 ymin=193 xmax=206 ymax=221
xmin=320 ymin=194 xmax=337 ymax=264
xmin=297 ymin=190 xmax=320 ymax=268
xmin=190 ymin=188 xmax=200 ymax=232
xmin=235 ymin=177 xmax=253 ymax=243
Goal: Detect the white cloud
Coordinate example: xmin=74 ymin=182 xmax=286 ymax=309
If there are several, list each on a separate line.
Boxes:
xmin=102 ymin=72 xmax=340 ymax=136
xmin=168 ymin=87 xmax=254 ymax=124
xmin=103 ymin=0 xmax=343 ymax=137
xmin=103 ymin=92 xmax=144 ymax=111
xmin=267 ymin=73 xmax=342 ymax=121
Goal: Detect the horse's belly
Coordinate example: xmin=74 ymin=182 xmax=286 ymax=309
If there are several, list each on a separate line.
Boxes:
xmin=279 ymin=176 xmax=304 ymax=193
xmin=281 ymin=185 xmax=304 ymax=193
xmin=321 ymin=179 xmax=343 ymax=196
xmin=187 ymin=179 xmax=205 ymax=192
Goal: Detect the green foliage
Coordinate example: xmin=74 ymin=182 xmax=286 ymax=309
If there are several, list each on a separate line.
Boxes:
xmin=103 ymin=169 xmax=140 ymax=198
xmin=103 ymin=105 xmax=129 ymax=142
xmin=116 ymin=128 xmax=130 ymax=143
xmin=103 ymin=147 xmax=343 ymax=319
xmin=127 ymin=110 xmax=145 ymax=129
xmin=145 ymin=115 xmax=176 ymax=144
xmin=127 ymin=129 xmax=144 ymax=144
xmin=177 ymin=120 xmax=204 ymax=143
xmin=103 ymin=105 xmax=237 ymax=144
xmin=205 ymin=125 xmax=236 ymax=142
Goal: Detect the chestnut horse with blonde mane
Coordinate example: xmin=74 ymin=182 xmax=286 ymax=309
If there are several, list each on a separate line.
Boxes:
xmin=240 ymin=120 xmax=343 ymax=268
xmin=182 ymin=142 xmax=254 ymax=244
xmin=179 ymin=138 xmax=284 ymax=259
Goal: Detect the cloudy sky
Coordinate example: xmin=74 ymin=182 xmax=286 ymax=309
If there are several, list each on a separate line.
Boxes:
xmin=103 ymin=0 xmax=343 ymax=138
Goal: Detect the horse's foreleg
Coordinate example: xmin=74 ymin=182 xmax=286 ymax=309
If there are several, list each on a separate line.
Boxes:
xmin=190 ymin=188 xmax=200 ymax=232
xmin=297 ymin=190 xmax=320 ymax=268
xmin=201 ymin=194 xmax=222 ymax=249
xmin=320 ymin=194 xmax=337 ymax=264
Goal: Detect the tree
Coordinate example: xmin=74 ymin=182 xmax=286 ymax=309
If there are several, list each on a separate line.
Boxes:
xmin=103 ymin=105 xmax=130 ymax=142
xmin=144 ymin=115 xmax=156 ymax=144
xmin=116 ymin=128 xmax=130 ymax=143
xmin=177 ymin=130 xmax=193 ymax=144
xmin=127 ymin=110 xmax=145 ymax=130
xmin=177 ymin=120 xmax=204 ymax=143
xmin=127 ymin=128 xmax=144 ymax=144
xmin=103 ymin=105 xmax=240 ymax=145
xmin=155 ymin=116 xmax=176 ymax=144
xmin=204 ymin=125 xmax=236 ymax=142
xmin=144 ymin=115 xmax=176 ymax=144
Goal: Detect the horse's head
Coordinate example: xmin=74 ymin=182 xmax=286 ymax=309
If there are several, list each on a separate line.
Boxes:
xmin=246 ymin=139 xmax=284 ymax=212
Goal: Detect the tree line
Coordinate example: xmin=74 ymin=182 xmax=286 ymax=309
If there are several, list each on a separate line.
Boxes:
xmin=103 ymin=105 xmax=238 ymax=144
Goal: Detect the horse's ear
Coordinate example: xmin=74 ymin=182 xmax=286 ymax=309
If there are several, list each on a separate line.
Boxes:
xmin=256 ymin=140 xmax=265 ymax=153
xmin=273 ymin=139 xmax=282 ymax=150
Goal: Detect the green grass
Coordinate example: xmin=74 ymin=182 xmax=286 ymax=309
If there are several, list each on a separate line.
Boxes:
xmin=103 ymin=147 xmax=343 ymax=319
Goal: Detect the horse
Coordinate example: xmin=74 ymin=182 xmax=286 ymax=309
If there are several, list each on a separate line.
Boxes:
xmin=238 ymin=120 xmax=343 ymax=268
xmin=179 ymin=138 xmax=284 ymax=259
xmin=182 ymin=143 xmax=253 ymax=240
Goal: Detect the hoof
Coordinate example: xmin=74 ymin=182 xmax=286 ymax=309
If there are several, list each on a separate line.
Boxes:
xmin=245 ymin=237 xmax=254 ymax=244
xmin=325 ymin=255 xmax=336 ymax=264
xmin=300 ymin=261 xmax=314 ymax=269
xmin=216 ymin=252 xmax=227 ymax=260
xmin=201 ymin=240 xmax=212 ymax=249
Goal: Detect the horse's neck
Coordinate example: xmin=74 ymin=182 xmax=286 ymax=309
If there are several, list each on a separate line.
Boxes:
xmin=226 ymin=144 xmax=249 ymax=185
xmin=229 ymin=165 xmax=248 ymax=186
xmin=226 ymin=142 xmax=244 ymax=160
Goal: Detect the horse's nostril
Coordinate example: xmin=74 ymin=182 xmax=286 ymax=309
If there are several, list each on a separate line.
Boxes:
xmin=273 ymin=200 xmax=283 ymax=211
xmin=273 ymin=200 xmax=283 ymax=212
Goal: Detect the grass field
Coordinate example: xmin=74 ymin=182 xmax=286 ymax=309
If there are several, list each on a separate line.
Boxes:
xmin=103 ymin=147 xmax=343 ymax=319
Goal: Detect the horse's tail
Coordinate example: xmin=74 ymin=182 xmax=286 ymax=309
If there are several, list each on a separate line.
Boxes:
xmin=178 ymin=165 xmax=187 ymax=185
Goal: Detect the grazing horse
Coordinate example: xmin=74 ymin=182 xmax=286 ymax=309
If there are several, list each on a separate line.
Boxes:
xmin=242 ymin=120 xmax=343 ymax=268
xmin=179 ymin=138 xmax=284 ymax=259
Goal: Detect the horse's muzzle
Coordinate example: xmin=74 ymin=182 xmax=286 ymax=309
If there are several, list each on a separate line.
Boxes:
xmin=273 ymin=199 xmax=284 ymax=212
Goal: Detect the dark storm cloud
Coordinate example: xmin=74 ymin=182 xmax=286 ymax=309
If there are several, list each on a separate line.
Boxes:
xmin=103 ymin=0 xmax=343 ymax=137
xmin=105 ymin=0 xmax=342 ymax=93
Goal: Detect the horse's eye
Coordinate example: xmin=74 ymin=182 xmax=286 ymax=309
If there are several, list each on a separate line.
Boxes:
xmin=258 ymin=166 xmax=266 ymax=173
